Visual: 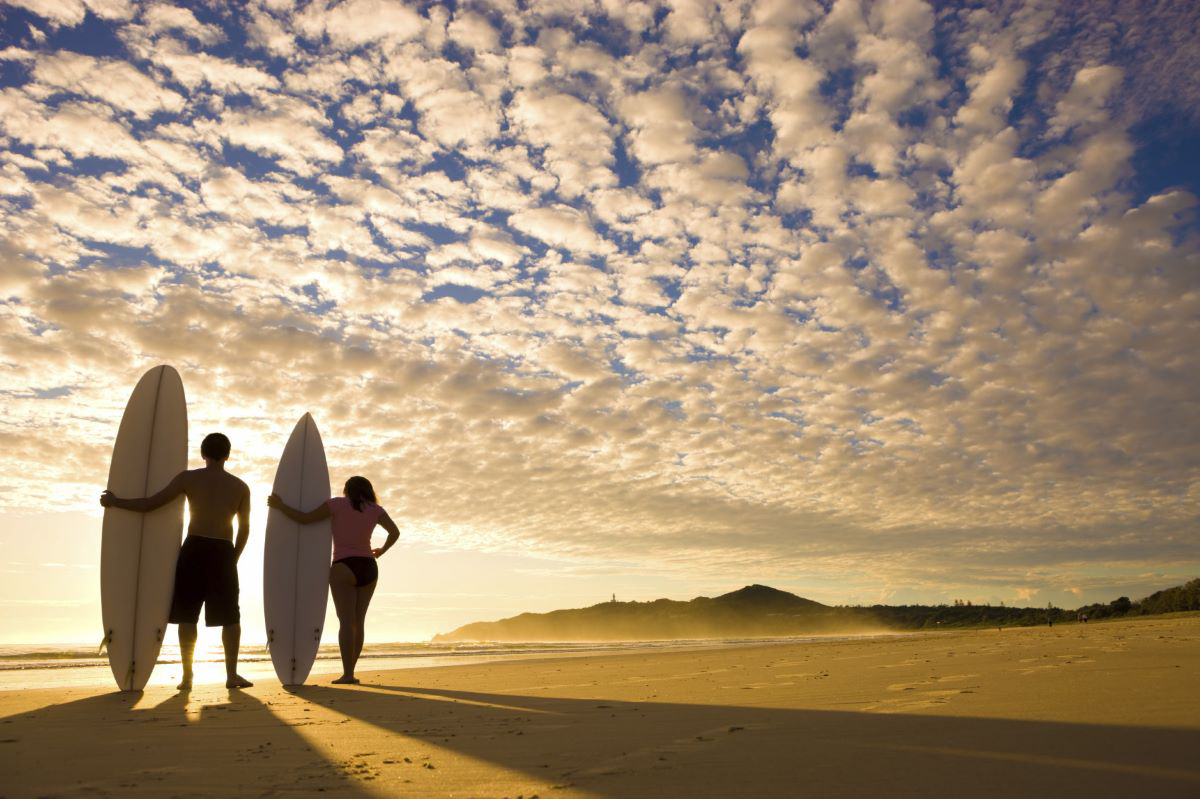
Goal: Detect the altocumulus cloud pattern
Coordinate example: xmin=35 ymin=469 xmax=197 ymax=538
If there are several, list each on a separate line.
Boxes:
xmin=0 ymin=0 xmax=1198 ymax=600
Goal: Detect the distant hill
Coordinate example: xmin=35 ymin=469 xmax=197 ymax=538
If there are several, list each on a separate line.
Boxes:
xmin=433 ymin=584 xmax=879 ymax=642
xmin=432 ymin=579 xmax=1200 ymax=642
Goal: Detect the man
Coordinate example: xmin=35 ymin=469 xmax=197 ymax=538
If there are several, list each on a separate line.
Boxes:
xmin=101 ymin=432 xmax=253 ymax=690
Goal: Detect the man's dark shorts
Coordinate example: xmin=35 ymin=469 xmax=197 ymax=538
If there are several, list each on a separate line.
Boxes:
xmin=169 ymin=536 xmax=240 ymax=627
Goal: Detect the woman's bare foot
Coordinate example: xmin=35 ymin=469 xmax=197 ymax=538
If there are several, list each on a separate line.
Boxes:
xmin=177 ymin=676 xmax=192 ymax=691
xmin=331 ymin=675 xmax=360 ymax=684
xmin=226 ymin=674 xmax=253 ymax=689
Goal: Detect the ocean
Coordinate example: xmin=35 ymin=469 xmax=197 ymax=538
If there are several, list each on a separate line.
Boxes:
xmin=0 ymin=634 xmax=897 ymax=690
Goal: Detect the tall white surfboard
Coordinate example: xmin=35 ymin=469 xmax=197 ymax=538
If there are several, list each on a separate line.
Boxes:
xmin=101 ymin=365 xmax=187 ymax=692
xmin=264 ymin=413 xmax=332 ymax=685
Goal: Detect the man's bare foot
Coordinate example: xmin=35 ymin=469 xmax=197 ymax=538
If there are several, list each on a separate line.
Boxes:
xmin=177 ymin=677 xmax=192 ymax=691
xmin=331 ymin=675 xmax=360 ymax=685
xmin=226 ymin=674 xmax=253 ymax=689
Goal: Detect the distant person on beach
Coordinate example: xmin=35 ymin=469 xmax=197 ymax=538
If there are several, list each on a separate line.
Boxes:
xmin=268 ymin=476 xmax=400 ymax=684
xmin=100 ymin=432 xmax=253 ymax=690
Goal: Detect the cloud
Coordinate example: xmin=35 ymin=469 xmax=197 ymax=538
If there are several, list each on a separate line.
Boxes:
xmin=382 ymin=46 xmax=500 ymax=151
xmin=297 ymin=0 xmax=424 ymax=49
xmin=5 ymin=0 xmax=90 ymax=27
xmin=662 ymin=0 xmax=719 ymax=46
xmin=150 ymin=46 xmax=280 ymax=92
xmin=142 ymin=3 xmax=223 ymax=45
xmin=200 ymin=167 xmax=307 ymax=225
xmin=954 ymin=53 xmax=1026 ymax=132
xmin=738 ymin=23 xmax=830 ymax=162
xmin=0 ymin=0 xmax=1196 ymax=611
xmin=245 ymin=6 xmax=297 ymax=57
xmin=509 ymin=204 xmax=613 ymax=256
xmin=0 ymin=90 xmax=148 ymax=163
xmin=510 ymin=89 xmax=616 ymax=197
xmin=1047 ymin=65 xmax=1123 ymax=137
xmin=218 ymin=96 xmax=343 ymax=173
xmin=32 ymin=51 xmax=185 ymax=118
xmin=447 ymin=10 xmax=500 ymax=53
xmin=617 ymin=86 xmax=698 ymax=166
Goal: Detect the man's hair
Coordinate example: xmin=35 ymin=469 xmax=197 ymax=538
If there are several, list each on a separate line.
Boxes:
xmin=200 ymin=432 xmax=231 ymax=461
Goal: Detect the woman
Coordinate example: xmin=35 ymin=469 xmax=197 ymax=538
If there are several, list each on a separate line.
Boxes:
xmin=268 ymin=476 xmax=399 ymax=684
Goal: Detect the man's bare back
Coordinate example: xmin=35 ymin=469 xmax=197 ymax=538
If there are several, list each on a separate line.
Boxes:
xmin=180 ymin=467 xmax=250 ymax=542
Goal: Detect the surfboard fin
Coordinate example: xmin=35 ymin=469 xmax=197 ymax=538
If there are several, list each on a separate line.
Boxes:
xmin=98 ymin=629 xmax=113 ymax=656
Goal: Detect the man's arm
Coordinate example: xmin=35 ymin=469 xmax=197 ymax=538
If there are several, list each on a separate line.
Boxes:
xmin=372 ymin=511 xmax=401 ymax=558
xmin=233 ymin=483 xmax=250 ymax=561
xmin=100 ymin=472 xmax=186 ymax=513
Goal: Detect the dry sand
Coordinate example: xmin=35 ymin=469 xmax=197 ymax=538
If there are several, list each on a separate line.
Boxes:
xmin=1 ymin=614 xmax=1197 ymax=798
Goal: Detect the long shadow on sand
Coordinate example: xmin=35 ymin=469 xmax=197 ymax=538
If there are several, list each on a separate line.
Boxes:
xmin=0 ymin=688 xmax=374 ymax=797
xmin=297 ymin=682 xmax=1200 ymax=799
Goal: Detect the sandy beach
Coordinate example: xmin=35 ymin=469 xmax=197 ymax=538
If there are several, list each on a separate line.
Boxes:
xmin=2 ymin=615 xmax=1197 ymax=798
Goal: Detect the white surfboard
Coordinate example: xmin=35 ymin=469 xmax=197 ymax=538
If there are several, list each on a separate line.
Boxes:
xmin=101 ymin=365 xmax=187 ymax=691
xmin=264 ymin=413 xmax=332 ymax=685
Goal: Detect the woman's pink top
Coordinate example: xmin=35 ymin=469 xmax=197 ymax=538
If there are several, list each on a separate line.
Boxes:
xmin=325 ymin=497 xmax=384 ymax=561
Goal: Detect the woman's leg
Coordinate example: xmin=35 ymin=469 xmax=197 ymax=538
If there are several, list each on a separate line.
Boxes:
xmin=328 ymin=563 xmax=358 ymax=682
xmin=351 ymin=579 xmax=377 ymax=677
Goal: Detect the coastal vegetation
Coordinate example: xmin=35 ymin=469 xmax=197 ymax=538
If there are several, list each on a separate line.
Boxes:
xmin=433 ymin=580 xmax=1200 ymax=642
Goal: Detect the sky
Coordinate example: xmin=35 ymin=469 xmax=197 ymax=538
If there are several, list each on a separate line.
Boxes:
xmin=0 ymin=0 xmax=1198 ymax=645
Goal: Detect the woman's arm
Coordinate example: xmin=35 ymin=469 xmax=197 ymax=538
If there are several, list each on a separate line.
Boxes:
xmin=100 ymin=472 xmax=186 ymax=513
xmin=267 ymin=493 xmax=331 ymax=524
xmin=372 ymin=511 xmax=400 ymax=558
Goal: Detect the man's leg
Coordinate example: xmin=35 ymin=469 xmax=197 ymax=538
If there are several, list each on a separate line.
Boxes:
xmin=169 ymin=539 xmax=202 ymax=691
xmin=222 ymin=624 xmax=252 ymax=688
xmin=178 ymin=623 xmax=197 ymax=690
xmin=211 ymin=539 xmax=250 ymax=689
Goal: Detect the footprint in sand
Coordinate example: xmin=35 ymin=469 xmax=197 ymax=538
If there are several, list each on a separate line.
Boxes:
xmin=875 ymin=658 xmax=928 ymax=669
xmin=1016 ymin=656 xmax=1095 ymax=675
xmin=862 ymin=695 xmax=959 ymax=713
xmin=866 ymin=674 xmax=980 ymax=712
xmin=886 ymin=674 xmax=977 ymax=692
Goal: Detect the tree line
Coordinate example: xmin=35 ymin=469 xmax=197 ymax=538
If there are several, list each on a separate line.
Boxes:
xmin=1074 ymin=578 xmax=1200 ymax=621
xmin=857 ymin=578 xmax=1199 ymax=629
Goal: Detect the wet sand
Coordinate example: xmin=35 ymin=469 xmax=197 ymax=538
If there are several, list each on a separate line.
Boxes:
xmin=1 ymin=614 xmax=1197 ymax=798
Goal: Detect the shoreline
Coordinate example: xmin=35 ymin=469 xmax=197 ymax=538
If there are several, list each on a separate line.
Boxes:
xmin=2 ymin=616 xmax=1197 ymax=797
xmin=0 ymin=632 xmax=912 ymax=692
